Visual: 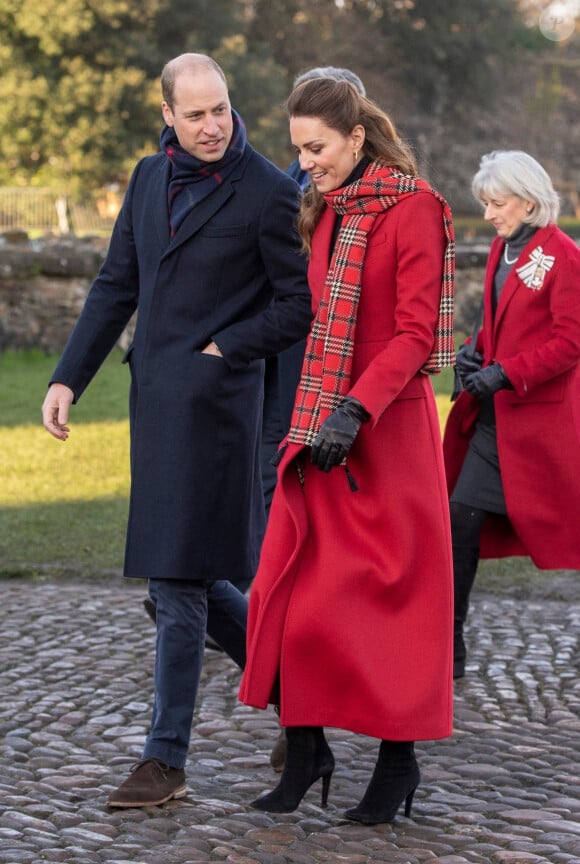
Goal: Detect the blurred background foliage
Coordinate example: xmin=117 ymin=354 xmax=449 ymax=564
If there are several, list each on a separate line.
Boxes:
xmin=0 ymin=0 xmax=579 ymax=215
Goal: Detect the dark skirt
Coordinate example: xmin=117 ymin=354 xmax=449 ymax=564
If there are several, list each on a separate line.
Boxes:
xmin=450 ymin=399 xmax=507 ymax=515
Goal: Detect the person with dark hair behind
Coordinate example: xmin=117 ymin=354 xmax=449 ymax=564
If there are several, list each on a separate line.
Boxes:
xmin=240 ymin=78 xmax=456 ymax=824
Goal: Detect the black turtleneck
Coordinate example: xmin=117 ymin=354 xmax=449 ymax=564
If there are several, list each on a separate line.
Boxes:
xmin=493 ymin=222 xmax=537 ymax=313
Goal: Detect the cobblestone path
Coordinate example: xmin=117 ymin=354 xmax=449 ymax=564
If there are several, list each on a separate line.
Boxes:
xmin=1 ymin=578 xmax=579 ymax=864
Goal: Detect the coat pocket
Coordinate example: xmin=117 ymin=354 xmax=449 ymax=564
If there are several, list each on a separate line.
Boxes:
xmin=504 ymin=375 xmax=566 ymax=405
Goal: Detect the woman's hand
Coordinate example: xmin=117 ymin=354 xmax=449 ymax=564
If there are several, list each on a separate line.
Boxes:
xmin=455 ymin=343 xmax=484 ymax=383
xmin=311 ymin=397 xmax=370 ymax=472
xmin=464 ymin=363 xmax=513 ymax=398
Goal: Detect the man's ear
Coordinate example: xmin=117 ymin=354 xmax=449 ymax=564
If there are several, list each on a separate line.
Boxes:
xmin=161 ymin=101 xmax=174 ymax=127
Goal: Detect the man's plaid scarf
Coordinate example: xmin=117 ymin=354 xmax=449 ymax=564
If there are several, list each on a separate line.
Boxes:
xmin=288 ymin=162 xmax=455 ymax=447
xmin=160 ymin=109 xmax=247 ymax=237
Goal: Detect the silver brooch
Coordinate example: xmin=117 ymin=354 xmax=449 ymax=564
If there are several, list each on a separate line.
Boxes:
xmin=516 ymin=245 xmax=555 ymax=291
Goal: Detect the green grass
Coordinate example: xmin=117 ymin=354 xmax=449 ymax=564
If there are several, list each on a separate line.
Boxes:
xmin=0 ymin=347 xmax=130 ymax=426
xmin=0 ymin=349 xmax=130 ymax=579
xmin=0 ymin=349 xmax=576 ymax=596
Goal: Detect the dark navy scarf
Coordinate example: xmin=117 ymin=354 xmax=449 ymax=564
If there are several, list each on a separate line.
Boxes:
xmin=160 ymin=108 xmax=247 ymax=237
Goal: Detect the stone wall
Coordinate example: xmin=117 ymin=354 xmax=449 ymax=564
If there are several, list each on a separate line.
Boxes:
xmin=0 ymin=232 xmax=489 ymax=354
xmin=0 ymin=232 xmax=135 ymax=353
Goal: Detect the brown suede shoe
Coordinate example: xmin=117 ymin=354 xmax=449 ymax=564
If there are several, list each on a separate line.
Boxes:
xmin=107 ymin=758 xmax=187 ymax=808
xmin=269 ymin=728 xmax=287 ymax=773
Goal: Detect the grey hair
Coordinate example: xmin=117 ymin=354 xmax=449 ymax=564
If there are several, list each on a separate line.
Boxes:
xmin=161 ymin=53 xmax=228 ymax=110
xmin=471 ymin=150 xmax=560 ymax=226
xmin=293 ymin=65 xmax=366 ymax=97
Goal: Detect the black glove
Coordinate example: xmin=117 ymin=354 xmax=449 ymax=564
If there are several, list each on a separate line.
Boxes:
xmin=311 ymin=396 xmax=370 ymax=472
xmin=464 ymin=363 xmax=513 ymax=398
xmin=455 ymin=343 xmax=484 ymax=383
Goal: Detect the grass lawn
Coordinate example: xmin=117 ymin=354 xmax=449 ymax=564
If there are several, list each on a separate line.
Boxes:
xmin=0 ymin=349 xmax=575 ymax=597
xmin=0 ymin=349 xmax=130 ymax=578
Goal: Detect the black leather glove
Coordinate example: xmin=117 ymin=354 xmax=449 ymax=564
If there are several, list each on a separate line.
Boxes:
xmin=464 ymin=363 xmax=513 ymax=398
xmin=311 ymin=396 xmax=370 ymax=472
xmin=455 ymin=343 xmax=484 ymax=383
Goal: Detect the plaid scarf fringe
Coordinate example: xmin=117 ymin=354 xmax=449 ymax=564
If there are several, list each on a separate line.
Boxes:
xmin=288 ymin=163 xmax=455 ymax=447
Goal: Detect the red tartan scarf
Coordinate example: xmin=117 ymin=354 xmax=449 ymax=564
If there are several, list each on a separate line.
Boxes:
xmin=287 ymin=162 xmax=455 ymax=447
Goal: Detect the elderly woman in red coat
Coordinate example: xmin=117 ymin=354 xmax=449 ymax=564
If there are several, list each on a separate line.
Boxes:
xmin=238 ymin=78 xmax=456 ymax=824
xmin=444 ymin=150 xmax=580 ymax=680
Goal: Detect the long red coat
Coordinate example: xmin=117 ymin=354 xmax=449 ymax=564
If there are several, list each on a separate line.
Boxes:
xmin=239 ymin=192 xmax=454 ymax=742
xmin=444 ymin=225 xmax=580 ymax=568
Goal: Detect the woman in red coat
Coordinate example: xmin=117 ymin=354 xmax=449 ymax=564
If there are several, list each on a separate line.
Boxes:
xmin=444 ymin=150 xmax=580 ymax=680
xmin=239 ymin=79 xmax=455 ymax=824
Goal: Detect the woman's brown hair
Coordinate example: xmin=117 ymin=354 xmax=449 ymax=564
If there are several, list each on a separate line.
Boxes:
xmin=287 ymin=78 xmax=417 ymax=253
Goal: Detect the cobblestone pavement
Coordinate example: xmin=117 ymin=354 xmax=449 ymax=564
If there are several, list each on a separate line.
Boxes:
xmin=1 ymin=576 xmax=579 ymax=864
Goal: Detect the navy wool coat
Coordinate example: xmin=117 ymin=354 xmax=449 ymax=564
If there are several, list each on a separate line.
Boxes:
xmin=51 ymin=143 xmax=313 ymax=584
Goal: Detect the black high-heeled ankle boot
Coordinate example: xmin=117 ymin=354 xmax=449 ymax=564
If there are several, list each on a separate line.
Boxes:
xmin=251 ymin=726 xmax=334 ymax=813
xmin=344 ymin=740 xmax=420 ymax=824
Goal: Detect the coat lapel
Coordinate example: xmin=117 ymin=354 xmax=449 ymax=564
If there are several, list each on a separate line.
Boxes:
xmin=493 ymin=225 xmax=555 ymax=339
xmin=482 ymin=241 xmax=501 ymax=357
xmin=161 ymin=147 xmax=252 ymax=259
xmin=152 ymin=158 xmax=171 ymax=250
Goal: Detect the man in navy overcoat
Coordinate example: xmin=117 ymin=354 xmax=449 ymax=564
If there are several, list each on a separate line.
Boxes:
xmin=42 ymin=53 xmax=312 ymax=808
